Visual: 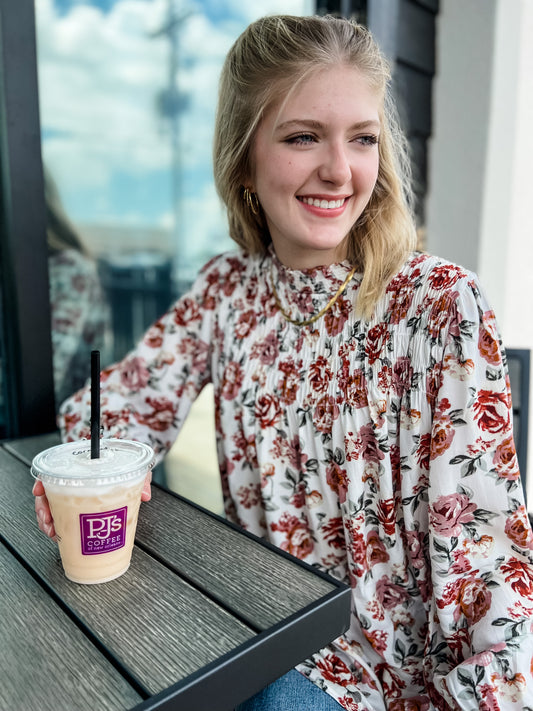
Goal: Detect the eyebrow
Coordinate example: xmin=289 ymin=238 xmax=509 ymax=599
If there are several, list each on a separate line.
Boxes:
xmin=275 ymin=118 xmax=381 ymax=132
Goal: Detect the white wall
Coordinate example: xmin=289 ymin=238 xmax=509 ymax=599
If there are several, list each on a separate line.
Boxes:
xmin=426 ymin=0 xmax=533 ymax=500
xmin=499 ymin=2 xmax=533 ymax=348
xmin=425 ymin=0 xmax=496 ymax=274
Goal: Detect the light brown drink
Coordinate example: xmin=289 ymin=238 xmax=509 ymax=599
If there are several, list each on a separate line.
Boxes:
xmin=32 ymin=439 xmax=154 ymax=584
xmin=44 ymin=476 xmax=145 ymax=583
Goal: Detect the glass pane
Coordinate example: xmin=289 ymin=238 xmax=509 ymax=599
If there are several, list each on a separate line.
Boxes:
xmin=35 ymin=0 xmax=314 ymax=507
xmin=35 ymin=0 xmax=314 ymax=394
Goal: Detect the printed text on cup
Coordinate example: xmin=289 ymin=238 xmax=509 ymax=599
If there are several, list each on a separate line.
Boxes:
xmin=79 ymin=507 xmax=127 ymax=555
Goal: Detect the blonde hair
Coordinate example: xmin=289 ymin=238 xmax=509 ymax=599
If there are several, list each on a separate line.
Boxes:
xmin=44 ymin=166 xmax=87 ymax=256
xmin=213 ymin=15 xmax=417 ymax=317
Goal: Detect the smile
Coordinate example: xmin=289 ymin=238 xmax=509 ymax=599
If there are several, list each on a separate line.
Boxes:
xmin=298 ymin=197 xmax=347 ymax=209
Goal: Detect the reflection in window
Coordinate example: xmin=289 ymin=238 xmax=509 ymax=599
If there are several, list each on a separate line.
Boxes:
xmin=35 ymin=0 xmax=314 ymax=505
xmin=45 ymin=168 xmax=110 ymax=406
xmin=35 ymin=0 xmax=314 ymax=376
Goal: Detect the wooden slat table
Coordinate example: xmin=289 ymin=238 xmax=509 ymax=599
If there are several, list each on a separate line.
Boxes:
xmin=0 ymin=433 xmax=351 ymax=711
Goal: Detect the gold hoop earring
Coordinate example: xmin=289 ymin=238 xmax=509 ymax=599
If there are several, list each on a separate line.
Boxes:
xmin=243 ymin=187 xmax=260 ymax=216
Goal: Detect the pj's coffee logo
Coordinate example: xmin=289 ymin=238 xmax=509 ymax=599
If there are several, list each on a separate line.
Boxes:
xmin=79 ymin=507 xmax=127 ymax=555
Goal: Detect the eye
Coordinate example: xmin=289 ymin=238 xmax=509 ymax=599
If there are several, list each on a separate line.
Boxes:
xmin=355 ymin=134 xmax=379 ymax=147
xmin=285 ymin=133 xmax=317 ymax=146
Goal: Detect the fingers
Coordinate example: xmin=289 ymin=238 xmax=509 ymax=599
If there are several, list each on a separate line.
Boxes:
xmin=32 ymin=480 xmax=45 ymax=496
xmin=33 ymin=482 xmax=56 ymax=539
xmin=35 ymin=500 xmax=56 ymax=538
xmin=141 ymin=470 xmax=152 ymax=502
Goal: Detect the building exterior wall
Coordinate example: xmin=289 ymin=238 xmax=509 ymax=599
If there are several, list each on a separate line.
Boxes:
xmin=425 ymin=0 xmax=495 ymax=274
xmin=500 ymin=2 xmax=533 ymax=349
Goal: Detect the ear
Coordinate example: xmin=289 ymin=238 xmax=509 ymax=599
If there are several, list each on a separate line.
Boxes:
xmin=243 ymin=162 xmax=256 ymax=192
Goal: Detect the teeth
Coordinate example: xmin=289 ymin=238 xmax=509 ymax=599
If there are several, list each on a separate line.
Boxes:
xmin=301 ymin=197 xmax=345 ymax=209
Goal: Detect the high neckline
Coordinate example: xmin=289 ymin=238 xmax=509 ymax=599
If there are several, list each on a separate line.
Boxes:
xmin=267 ymin=247 xmax=361 ymax=325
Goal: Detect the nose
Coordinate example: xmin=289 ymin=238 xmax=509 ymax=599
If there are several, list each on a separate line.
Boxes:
xmin=318 ymin=142 xmax=352 ymax=186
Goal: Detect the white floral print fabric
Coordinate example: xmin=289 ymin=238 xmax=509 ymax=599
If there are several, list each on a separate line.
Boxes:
xmin=59 ymin=249 xmax=533 ymax=710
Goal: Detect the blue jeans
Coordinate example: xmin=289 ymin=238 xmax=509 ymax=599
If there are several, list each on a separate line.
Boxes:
xmin=235 ymin=669 xmax=343 ymax=710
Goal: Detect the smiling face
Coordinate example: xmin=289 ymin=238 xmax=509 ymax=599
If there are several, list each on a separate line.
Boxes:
xmin=250 ymin=64 xmax=381 ymax=269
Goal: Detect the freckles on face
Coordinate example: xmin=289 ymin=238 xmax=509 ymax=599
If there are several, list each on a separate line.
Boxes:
xmin=250 ymin=65 xmax=381 ymax=268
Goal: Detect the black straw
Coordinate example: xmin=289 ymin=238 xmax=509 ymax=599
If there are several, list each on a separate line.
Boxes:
xmin=91 ymin=350 xmax=100 ymax=459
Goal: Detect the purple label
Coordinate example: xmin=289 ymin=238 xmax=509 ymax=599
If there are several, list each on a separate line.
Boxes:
xmin=79 ymin=506 xmax=127 ymax=555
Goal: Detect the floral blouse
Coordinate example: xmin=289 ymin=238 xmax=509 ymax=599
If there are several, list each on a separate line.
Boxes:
xmin=59 ymin=249 xmax=533 ymax=710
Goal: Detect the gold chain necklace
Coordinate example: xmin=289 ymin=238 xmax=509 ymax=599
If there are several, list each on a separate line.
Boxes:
xmin=270 ymin=263 xmax=357 ymax=327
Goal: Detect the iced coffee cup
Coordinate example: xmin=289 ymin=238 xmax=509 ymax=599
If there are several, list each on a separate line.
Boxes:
xmin=31 ymin=438 xmax=154 ymax=584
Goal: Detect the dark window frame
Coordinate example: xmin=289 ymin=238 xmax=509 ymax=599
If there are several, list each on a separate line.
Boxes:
xmin=0 ymin=0 xmax=56 ymax=437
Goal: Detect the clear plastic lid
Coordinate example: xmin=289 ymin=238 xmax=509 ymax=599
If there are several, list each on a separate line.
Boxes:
xmin=31 ymin=439 xmax=155 ymax=487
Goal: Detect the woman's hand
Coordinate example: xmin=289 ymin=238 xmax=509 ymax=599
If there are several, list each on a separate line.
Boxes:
xmin=141 ymin=470 xmax=153 ymax=501
xmin=32 ymin=479 xmax=56 ymax=539
xmin=32 ymin=471 xmax=153 ymax=539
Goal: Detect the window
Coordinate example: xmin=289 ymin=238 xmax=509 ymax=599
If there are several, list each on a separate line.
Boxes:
xmin=3 ymin=1 xmax=378 ymax=509
xmin=0 ymin=0 xmax=314 ymax=504
xmin=0 ymin=0 xmax=56 ymax=438
xmin=0 ymin=1 xmax=372 ymax=443
xmin=35 ymin=0 xmax=314 ymax=388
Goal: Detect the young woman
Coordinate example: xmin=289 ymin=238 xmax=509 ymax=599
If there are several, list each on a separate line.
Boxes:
xmin=34 ymin=15 xmax=533 ymax=710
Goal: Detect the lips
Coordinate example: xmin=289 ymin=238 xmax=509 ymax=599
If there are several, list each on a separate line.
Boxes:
xmin=297 ymin=196 xmax=350 ymax=216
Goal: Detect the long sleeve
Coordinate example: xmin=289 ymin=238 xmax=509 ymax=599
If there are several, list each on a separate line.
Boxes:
xmin=424 ymin=275 xmax=533 ymax=709
xmin=57 ymin=254 xmax=223 ymax=463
